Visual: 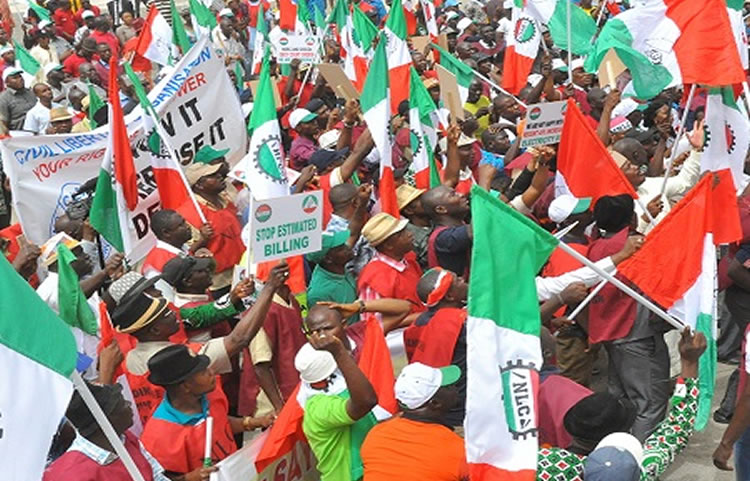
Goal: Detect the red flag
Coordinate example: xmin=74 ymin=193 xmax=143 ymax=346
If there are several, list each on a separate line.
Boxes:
xmin=109 ymin=57 xmax=139 ymax=210
xmin=279 ymin=0 xmax=297 ymax=30
xmin=555 ymin=98 xmax=638 ymax=204
xmin=709 ymin=169 xmax=742 ymax=245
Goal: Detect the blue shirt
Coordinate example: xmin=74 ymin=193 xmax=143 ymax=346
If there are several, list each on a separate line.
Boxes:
xmin=152 ymin=395 xmax=210 ymax=426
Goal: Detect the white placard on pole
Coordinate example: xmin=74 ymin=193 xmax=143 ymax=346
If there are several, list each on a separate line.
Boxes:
xmin=520 ymin=100 xmax=568 ymax=148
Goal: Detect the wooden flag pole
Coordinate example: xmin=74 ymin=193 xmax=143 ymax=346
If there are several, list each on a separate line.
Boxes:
xmin=71 ymin=371 xmax=147 ymax=481
xmin=659 ymin=83 xmax=697 ymax=196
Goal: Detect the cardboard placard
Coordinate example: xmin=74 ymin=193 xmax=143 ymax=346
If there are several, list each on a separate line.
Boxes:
xmin=316 ymin=63 xmax=360 ymax=101
xmin=249 ymin=78 xmax=282 ymax=108
xmin=437 ymin=33 xmax=449 ymax=52
xmin=435 ymin=64 xmax=464 ymax=121
xmin=598 ymin=48 xmax=627 ymax=90
xmin=411 ymin=35 xmax=431 ymax=55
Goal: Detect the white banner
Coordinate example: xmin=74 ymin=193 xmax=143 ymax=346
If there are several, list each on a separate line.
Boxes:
xmin=519 ymin=100 xmax=567 ymax=149
xmin=1 ymin=38 xmax=249 ymax=260
xmin=275 ymin=33 xmax=321 ymax=64
xmin=210 ymin=431 xmax=319 ymax=481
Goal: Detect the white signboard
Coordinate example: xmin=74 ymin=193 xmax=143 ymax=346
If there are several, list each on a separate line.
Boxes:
xmin=276 ymin=34 xmax=320 ymax=64
xmin=520 ymin=100 xmax=567 ymax=148
xmin=250 ymin=191 xmax=323 ymax=263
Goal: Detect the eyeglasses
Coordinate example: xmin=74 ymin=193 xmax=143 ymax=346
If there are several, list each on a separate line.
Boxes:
xmin=637 ymin=164 xmax=648 ymax=175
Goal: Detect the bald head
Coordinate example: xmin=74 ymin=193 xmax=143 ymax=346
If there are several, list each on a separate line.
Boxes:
xmin=612 ymin=138 xmax=648 ymax=166
xmin=329 ymin=183 xmax=358 ymax=211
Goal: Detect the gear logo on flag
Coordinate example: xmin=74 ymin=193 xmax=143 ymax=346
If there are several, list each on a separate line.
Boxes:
xmin=253 ymin=134 xmax=288 ymax=184
xmin=513 ymin=18 xmax=536 ymax=44
xmin=499 ymin=359 xmax=539 ymax=440
xmin=725 ymin=121 xmax=737 ymax=154
xmin=410 ymin=129 xmax=424 ymax=157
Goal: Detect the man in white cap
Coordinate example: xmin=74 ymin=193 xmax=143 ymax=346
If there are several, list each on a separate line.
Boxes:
xmin=361 ymin=363 xmax=468 ymax=480
xmin=73 ymin=9 xmax=96 ymax=46
xmin=295 ymin=329 xmax=377 ymax=481
xmin=29 ymin=29 xmax=60 ymax=83
xmin=289 ymin=107 xmax=321 ymax=170
xmin=0 ymin=67 xmax=37 ymax=133
xmin=211 ymin=13 xmax=245 ymax=68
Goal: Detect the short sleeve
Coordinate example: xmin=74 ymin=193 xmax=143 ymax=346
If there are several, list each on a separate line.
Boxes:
xmin=736 ymin=243 xmax=750 ymax=267
xmin=200 ymin=338 xmax=232 ymax=374
xmin=304 ymin=394 xmax=354 ymax=429
xmin=250 ymin=328 xmax=273 ymax=365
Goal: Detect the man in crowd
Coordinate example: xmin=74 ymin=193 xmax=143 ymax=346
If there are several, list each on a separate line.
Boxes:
xmin=23 ymin=82 xmax=59 ymax=133
xmin=0 ymin=68 xmax=37 ymax=133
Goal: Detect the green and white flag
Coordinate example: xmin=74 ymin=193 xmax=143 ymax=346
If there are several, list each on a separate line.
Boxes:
xmin=57 ymin=244 xmax=98 ymax=335
xmin=14 ymin=39 xmax=40 ymax=76
xmin=466 ymin=186 xmax=557 ymax=478
xmin=245 ymin=48 xmax=289 ymax=200
xmin=524 ymin=0 xmax=597 ymax=56
xmin=0 ymin=254 xmax=77 ymax=481
xmin=703 ymin=86 xmax=750 ymax=190
xmin=170 ymin=0 xmax=192 ymax=54
xmin=28 ymin=0 xmax=51 ymax=22
xmin=251 ymin=4 xmax=267 ymax=75
xmin=408 ymin=67 xmax=440 ymax=190
xmin=87 ymin=81 xmax=105 ymax=129
xmin=189 ymin=0 xmax=217 ymax=38
xmin=431 ymin=43 xmax=474 ymax=103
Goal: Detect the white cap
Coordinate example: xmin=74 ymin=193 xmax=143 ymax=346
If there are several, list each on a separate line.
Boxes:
xmin=552 ymin=58 xmax=568 ymax=71
xmin=456 ymin=17 xmax=473 ymax=33
xmin=527 ymin=73 xmax=543 ymax=87
xmin=289 ymin=108 xmax=318 ymax=130
xmin=294 ymin=343 xmax=337 ymax=383
xmin=595 ymin=432 xmax=644 ymax=468
xmin=81 ymin=10 xmax=95 ymax=19
xmin=0 ymin=45 xmax=12 ymax=56
xmin=2 ymin=67 xmax=23 ymax=83
xmin=548 ymin=194 xmax=592 ymax=224
xmin=38 ymin=19 xmax=52 ymax=30
xmin=570 ymin=58 xmax=585 ymax=72
xmin=318 ymin=129 xmax=341 ymax=149
xmin=43 ymin=63 xmax=63 ymax=76
xmin=612 ymin=97 xmax=639 ymax=118
xmin=395 ymin=363 xmax=461 ymax=410
xmin=219 ymin=7 xmax=234 ymax=17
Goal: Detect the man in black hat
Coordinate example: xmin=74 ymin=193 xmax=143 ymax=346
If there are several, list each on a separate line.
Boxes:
xmin=43 ymin=382 xmax=170 ymax=481
xmin=110 ymin=263 xmax=289 ymax=425
xmin=140 ymin=345 xmax=274 ymax=479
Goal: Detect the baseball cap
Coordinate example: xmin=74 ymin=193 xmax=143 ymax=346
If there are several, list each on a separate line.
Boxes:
xmin=584 ymin=442 xmax=641 ymax=481
xmin=548 ymin=195 xmax=591 ymax=224
xmin=2 ymin=67 xmax=23 ymax=83
xmin=185 ymin=162 xmax=223 ymax=186
xmin=289 ymin=108 xmax=318 ymax=130
xmin=307 ymin=228 xmax=350 ymax=264
xmin=309 ymin=148 xmax=348 ymax=172
xmin=361 ymin=213 xmax=408 ymax=247
xmin=570 ymin=58 xmax=585 ymax=72
xmin=194 ymin=145 xmax=229 ymax=164
xmin=457 ymin=17 xmax=473 ymax=33
xmin=295 ymin=343 xmax=338 ymax=383
xmin=318 ymin=129 xmax=341 ymax=149
xmin=44 ymin=63 xmax=63 ymax=77
xmin=552 ymin=58 xmax=568 ymax=72
xmin=81 ymin=9 xmax=95 ymax=19
xmin=596 ymin=433 xmax=644 ymax=466
xmin=219 ymin=7 xmax=234 ymax=17
xmin=0 ymin=45 xmax=13 ymax=56
xmin=395 ymin=363 xmax=461 ymax=409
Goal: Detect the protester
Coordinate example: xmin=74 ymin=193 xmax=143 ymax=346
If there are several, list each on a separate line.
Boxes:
xmin=0 ymin=68 xmax=37 ymax=133
xmin=23 ymin=83 xmax=59 ymax=133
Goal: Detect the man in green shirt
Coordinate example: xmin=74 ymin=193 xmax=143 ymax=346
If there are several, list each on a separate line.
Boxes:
xmin=295 ymin=327 xmax=377 ymax=481
xmin=307 ymin=229 xmax=360 ymax=324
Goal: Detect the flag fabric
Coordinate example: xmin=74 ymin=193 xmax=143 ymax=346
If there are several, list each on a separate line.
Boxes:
xmin=189 ymin=0 xmax=216 ymax=38
xmin=533 ymin=0 xmax=597 ymax=56
xmin=251 ymin=4 xmax=267 ymax=75
xmin=170 ymin=0 xmax=191 ymax=54
xmin=383 ymin=0 xmax=412 ymax=114
xmin=585 ymin=0 xmax=744 ymax=94
xmin=13 ymin=39 xmax=40 ymax=76
xmin=234 ymin=61 xmax=244 ymax=90
xmin=279 ymin=0 xmax=297 ymax=31
xmin=432 ymin=44 xmax=475 ymax=103
xmin=87 ymin=81 xmax=105 ymax=129
xmin=555 ymin=98 xmax=638 ymax=203
xmin=361 ymin=38 xmax=398 ymax=217
xmin=402 ymin=0 xmax=418 ymax=35
xmin=134 ymin=5 xmax=178 ymax=67
xmin=89 ymin=58 xmax=139 ymax=253
xmin=0 ymin=254 xmax=77 ymax=481
xmin=123 ymin=60 xmax=206 ymax=228
xmin=57 ymin=244 xmax=98 ymax=335
xmin=617 ymin=175 xmax=739 ymax=430
xmin=408 ymin=67 xmax=440 ymax=189
xmin=245 ymin=49 xmax=290 ymax=200
xmin=352 ymin=5 xmax=378 ymax=53
xmin=422 ymin=0 xmax=440 ymax=57
xmin=27 ymin=0 xmax=51 ymax=22
xmin=466 ymin=185 xmax=558 ymax=480
xmin=502 ymin=4 xmax=543 ymax=95
xmin=295 ymin=0 xmax=311 ymax=33
xmin=256 ymin=316 xmax=397 ymax=473
xmin=727 ymin=0 xmax=749 ymax=70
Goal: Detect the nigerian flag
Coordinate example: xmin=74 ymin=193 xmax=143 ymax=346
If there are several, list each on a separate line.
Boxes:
xmin=87 ymin=81 xmax=105 ymax=129
xmin=170 ymin=0 xmax=191 ymax=53
xmin=408 ymin=67 xmax=440 ymax=190
xmin=0 ymin=254 xmax=77 ymax=481
xmin=14 ymin=40 xmax=40 ymax=76
xmin=432 ymin=43 xmax=474 ymax=103
xmin=245 ymin=48 xmax=289 ymax=200
xmin=466 ymin=186 xmax=557 ymax=479
xmin=189 ymin=0 xmax=217 ymax=38
xmin=703 ymin=86 xmax=750 ymax=190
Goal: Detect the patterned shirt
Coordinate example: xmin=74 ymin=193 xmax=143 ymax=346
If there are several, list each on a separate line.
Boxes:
xmin=536 ymin=377 xmax=700 ymax=481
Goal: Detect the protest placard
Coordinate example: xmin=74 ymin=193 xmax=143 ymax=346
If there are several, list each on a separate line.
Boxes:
xmin=250 ymin=191 xmax=323 ymax=263
xmin=316 ymin=63 xmax=359 ymax=101
xmin=598 ymin=48 xmax=627 ymax=90
xmin=519 ymin=100 xmax=568 ymax=148
xmin=435 ymin=64 xmax=464 ymax=121
xmin=275 ymin=34 xmax=320 ymax=64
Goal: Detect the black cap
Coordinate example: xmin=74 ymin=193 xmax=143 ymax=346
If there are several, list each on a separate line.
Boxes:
xmin=111 ymin=291 xmax=170 ymax=334
xmin=593 ymin=194 xmax=635 ymax=233
xmin=161 ymin=256 xmax=217 ymax=288
xmin=147 ymin=344 xmax=210 ymax=386
xmin=563 ymin=392 xmax=637 ymax=443
xmin=310 ymin=148 xmax=349 ymax=172
xmin=304 ymin=97 xmax=326 ymax=112
xmin=66 ymin=383 xmax=124 ymax=436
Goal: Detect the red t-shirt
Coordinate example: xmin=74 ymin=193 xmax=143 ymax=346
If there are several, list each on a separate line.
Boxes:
xmin=90 ymin=30 xmax=120 ymax=56
xmin=53 ymin=7 xmax=77 ymax=37
xmin=358 ymin=252 xmax=425 ymax=313
xmin=63 ymin=53 xmax=88 ymax=77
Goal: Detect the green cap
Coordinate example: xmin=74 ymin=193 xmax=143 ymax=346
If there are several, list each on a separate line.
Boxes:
xmin=194 ymin=145 xmax=230 ymax=164
xmin=439 ymin=365 xmax=461 ymax=386
xmin=307 ymin=229 xmax=350 ymax=264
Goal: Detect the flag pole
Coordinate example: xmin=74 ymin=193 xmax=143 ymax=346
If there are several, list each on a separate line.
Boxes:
xmin=566 ymin=0 xmax=573 ymax=85
xmin=567 ymin=278 xmax=607 ymax=321
xmin=595 ymin=0 xmax=607 ymax=27
xmin=470 ymin=69 xmax=528 ymax=108
xmin=70 ymin=371 xmax=147 ymax=481
xmin=295 ymin=66 xmax=314 ymax=107
xmin=659 ymin=83 xmax=696 ymax=196
xmin=741 ymin=81 xmax=750 ymax=118
xmin=556 ymin=240 xmax=685 ymax=330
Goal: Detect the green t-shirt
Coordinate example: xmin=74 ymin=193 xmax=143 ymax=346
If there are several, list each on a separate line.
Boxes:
xmin=307 ymin=265 xmax=359 ymax=324
xmin=302 ymin=394 xmax=355 ymax=481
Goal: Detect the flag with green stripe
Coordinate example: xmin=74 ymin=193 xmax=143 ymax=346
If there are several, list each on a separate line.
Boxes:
xmin=432 ymin=43 xmax=475 ymax=102
xmin=14 ymin=39 xmax=40 ymax=76
xmin=0 ymin=254 xmax=77 ymax=481
xmin=408 ymin=67 xmax=440 ymax=189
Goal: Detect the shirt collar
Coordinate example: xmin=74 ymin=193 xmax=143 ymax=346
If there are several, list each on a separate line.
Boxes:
xmin=155 ymin=239 xmax=186 ymax=255
xmin=153 ymin=395 xmax=210 ymax=425
xmin=68 ymin=433 xmax=124 ymax=465
xmin=373 ymin=251 xmax=407 ymax=272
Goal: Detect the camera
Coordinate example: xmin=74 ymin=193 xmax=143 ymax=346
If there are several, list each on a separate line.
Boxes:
xmin=65 ymin=177 xmax=98 ymax=221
